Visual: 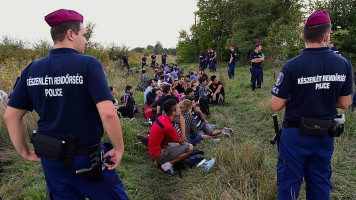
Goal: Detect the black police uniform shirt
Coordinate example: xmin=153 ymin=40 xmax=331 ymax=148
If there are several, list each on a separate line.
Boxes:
xmin=8 ymin=48 xmax=114 ymax=146
xmin=142 ymin=56 xmax=147 ymax=64
xmin=161 ymin=54 xmax=167 ymax=62
xmin=199 ymin=53 xmax=206 ymax=64
xmin=271 ymin=47 xmax=353 ymax=121
xmin=122 ymin=56 xmax=128 ymax=63
xmin=151 ymin=55 xmax=156 ymax=60
xmin=231 ymin=50 xmax=237 ymax=62
xmin=250 ymin=51 xmax=264 ymax=68
xmin=211 ymin=52 xmax=216 ymax=61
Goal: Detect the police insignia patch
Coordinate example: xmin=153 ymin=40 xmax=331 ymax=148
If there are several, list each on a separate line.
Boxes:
xmin=275 ymin=72 xmax=284 ymax=86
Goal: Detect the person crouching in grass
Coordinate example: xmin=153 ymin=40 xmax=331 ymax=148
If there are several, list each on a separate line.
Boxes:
xmin=148 ymin=99 xmax=193 ymax=176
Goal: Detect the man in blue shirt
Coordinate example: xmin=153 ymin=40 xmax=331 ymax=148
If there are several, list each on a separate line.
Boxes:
xmin=144 ymin=79 xmax=158 ymax=104
xmin=271 ymin=10 xmax=353 ymax=200
xmin=3 ymin=9 xmax=128 ymax=199
xmin=250 ymin=43 xmax=265 ymax=90
xmin=122 ymin=53 xmax=129 ymax=70
xmin=228 ymin=45 xmax=237 ymax=79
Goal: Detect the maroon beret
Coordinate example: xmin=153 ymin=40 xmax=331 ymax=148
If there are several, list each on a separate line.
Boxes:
xmin=210 ymin=48 xmax=213 ymax=50
xmin=230 ymin=44 xmax=235 ymax=48
xmin=255 ymin=42 xmax=262 ymax=46
xmin=45 ymin=9 xmax=83 ymax=27
xmin=305 ymin=10 xmax=330 ymax=27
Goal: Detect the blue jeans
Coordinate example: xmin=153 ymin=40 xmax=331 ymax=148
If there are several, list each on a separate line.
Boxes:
xmin=277 ymin=128 xmax=334 ymax=200
xmin=250 ymin=68 xmax=263 ymax=89
xmin=42 ymin=145 xmax=129 ymax=200
xmin=190 ymin=135 xmax=202 ymax=146
xmin=228 ymin=62 xmax=236 ymax=79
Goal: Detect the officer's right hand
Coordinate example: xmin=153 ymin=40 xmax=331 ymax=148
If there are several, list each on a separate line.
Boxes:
xmin=102 ymin=148 xmax=123 ymax=170
xmin=24 ymin=151 xmax=41 ymax=162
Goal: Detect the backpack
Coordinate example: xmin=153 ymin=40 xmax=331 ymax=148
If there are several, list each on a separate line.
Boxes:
xmin=173 ymin=147 xmax=204 ymax=171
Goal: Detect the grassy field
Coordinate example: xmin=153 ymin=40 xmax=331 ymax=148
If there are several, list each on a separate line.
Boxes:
xmin=0 ymin=60 xmax=355 ymax=200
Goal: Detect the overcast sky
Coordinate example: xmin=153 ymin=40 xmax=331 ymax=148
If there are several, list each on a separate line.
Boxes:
xmin=0 ymin=0 xmax=197 ymax=49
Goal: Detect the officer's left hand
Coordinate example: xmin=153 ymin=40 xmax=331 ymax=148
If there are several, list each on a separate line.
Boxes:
xmin=102 ymin=148 xmax=123 ymax=170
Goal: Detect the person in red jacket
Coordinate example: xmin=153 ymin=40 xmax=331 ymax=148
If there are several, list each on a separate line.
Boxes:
xmin=148 ymin=99 xmax=193 ymax=176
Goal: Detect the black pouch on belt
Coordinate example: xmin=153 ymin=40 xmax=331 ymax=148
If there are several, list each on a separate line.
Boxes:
xmin=299 ymin=117 xmax=331 ymax=137
xmin=31 ymin=133 xmax=68 ymax=160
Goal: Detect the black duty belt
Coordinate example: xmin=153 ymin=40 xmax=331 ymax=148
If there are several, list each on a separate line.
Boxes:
xmin=251 ymin=66 xmax=262 ymax=69
xmin=282 ymin=120 xmax=299 ymax=128
xmin=76 ymin=142 xmax=102 ymax=155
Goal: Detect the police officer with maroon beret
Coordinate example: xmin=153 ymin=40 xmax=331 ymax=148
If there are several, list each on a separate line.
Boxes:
xmin=250 ymin=43 xmax=264 ymax=90
xmin=271 ymin=10 xmax=353 ymax=199
xmin=4 ymin=9 xmax=128 ymax=199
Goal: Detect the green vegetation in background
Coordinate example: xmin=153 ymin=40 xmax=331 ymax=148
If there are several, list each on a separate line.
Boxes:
xmin=176 ymin=0 xmax=356 ymax=64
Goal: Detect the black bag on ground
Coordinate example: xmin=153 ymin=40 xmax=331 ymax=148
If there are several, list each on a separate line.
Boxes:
xmin=299 ymin=117 xmax=331 ymax=137
xmin=173 ymin=147 xmax=204 ymax=171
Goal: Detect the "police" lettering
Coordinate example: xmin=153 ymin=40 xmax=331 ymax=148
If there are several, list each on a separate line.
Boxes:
xmin=315 ymin=83 xmax=330 ymax=90
xmin=45 ymin=88 xmax=63 ymax=97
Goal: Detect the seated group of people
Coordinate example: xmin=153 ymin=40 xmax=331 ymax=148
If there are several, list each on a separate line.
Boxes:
xmin=139 ymin=67 xmax=231 ymax=176
xmin=147 ymin=98 xmax=233 ymax=175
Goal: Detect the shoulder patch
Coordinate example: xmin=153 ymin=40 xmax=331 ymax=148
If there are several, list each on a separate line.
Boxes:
xmin=275 ymin=72 xmax=284 ymax=86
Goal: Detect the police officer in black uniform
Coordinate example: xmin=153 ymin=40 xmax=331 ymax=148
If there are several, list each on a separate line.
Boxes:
xmin=122 ymin=52 xmax=130 ymax=70
xmin=151 ymin=53 xmax=156 ymax=68
xmin=142 ymin=55 xmax=147 ymax=69
xmin=161 ymin=52 xmax=167 ymax=66
xmin=4 ymin=9 xmax=128 ymax=199
xmin=271 ymin=10 xmax=353 ymax=199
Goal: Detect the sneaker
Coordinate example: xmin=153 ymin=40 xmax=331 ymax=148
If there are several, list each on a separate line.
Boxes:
xmin=160 ymin=168 xmax=178 ymax=176
xmin=223 ymin=127 xmax=234 ymax=134
xmin=221 ymin=131 xmax=230 ymax=138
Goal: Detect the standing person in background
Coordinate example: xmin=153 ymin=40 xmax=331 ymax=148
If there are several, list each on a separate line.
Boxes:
xmin=209 ymin=48 xmax=217 ymax=72
xmin=206 ymin=49 xmax=211 ymax=71
xmin=328 ymin=42 xmax=342 ymax=56
xmin=3 ymin=9 xmax=128 ymax=199
xmin=250 ymin=43 xmax=265 ymax=90
xmin=142 ymin=55 xmax=147 ymax=69
xmin=161 ymin=52 xmax=167 ymax=66
xmin=199 ymin=50 xmax=206 ymax=71
xmin=271 ymin=10 xmax=353 ymax=199
xmin=122 ymin=52 xmax=130 ymax=70
xmin=228 ymin=45 xmax=237 ymax=79
xmin=151 ymin=53 xmax=156 ymax=68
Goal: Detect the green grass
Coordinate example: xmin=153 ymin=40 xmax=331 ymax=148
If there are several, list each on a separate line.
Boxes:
xmin=0 ymin=61 xmax=355 ymax=199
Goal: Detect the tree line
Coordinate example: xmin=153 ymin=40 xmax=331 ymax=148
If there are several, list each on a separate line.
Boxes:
xmin=176 ymin=0 xmax=356 ymax=64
